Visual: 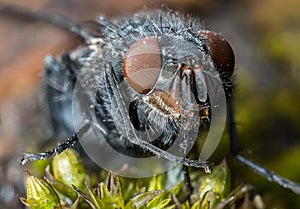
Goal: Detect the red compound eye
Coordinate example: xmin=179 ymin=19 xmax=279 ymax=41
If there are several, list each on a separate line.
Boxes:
xmin=200 ymin=30 xmax=235 ymax=79
xmin=123 ymin=37 xmax=162 ymax=94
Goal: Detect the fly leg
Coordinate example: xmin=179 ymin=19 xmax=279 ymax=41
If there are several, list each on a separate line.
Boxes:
xmin=19 ymin=53 xmax=89 ymax=165
xmin=0 ymin=4 xmax=98 ymax=44
xmin=182 ymin=165 xmax=193 ymax=200
xmin=225 ymin=81 xmax=300 ymax=194
xmin=19 ymin=123 xmax=90 ymax=165
xmin=104 ymin=63 xmax=212 ymax=172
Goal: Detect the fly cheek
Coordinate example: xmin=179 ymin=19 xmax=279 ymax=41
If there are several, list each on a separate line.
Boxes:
xmin=200 ymin=30 xmax=235 ymax=79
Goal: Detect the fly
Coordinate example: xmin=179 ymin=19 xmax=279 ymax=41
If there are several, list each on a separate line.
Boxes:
xmin=1 ymin=4 xmax=300 ymax=194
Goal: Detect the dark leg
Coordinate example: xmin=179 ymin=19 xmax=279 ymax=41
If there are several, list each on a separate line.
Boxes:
xmin=182 ymin=165 xmax=193 ymax=199
xmin=0 ymin=4 xmax=97 ymax=44
xmin=19 ymin=122 xmax=90 ymax=165
xmin=225 ymin=81 xmax=300 ymax=194
xmin=19 ymin=53 xmax=91 ymax=165
xmin=224 ymin=82 xmax=239 ymax=155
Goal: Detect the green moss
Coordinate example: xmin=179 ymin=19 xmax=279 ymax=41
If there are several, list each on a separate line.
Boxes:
xmin=21 ymin=149 xmax=265 ymax=209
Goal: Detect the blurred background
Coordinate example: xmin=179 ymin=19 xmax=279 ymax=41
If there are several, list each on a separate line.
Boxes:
xmin=0 ymin=0 xmax=299 ymax=208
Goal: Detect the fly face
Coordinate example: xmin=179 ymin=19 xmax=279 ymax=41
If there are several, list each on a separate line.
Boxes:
xmin=73 ymin=10 xmax=234 ymax=168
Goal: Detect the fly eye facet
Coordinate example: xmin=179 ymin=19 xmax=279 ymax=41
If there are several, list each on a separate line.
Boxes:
xmin=123 ymin=37 xmax=162 ymax=94
xmin=200 ymin=30 xmax=235 ymax=79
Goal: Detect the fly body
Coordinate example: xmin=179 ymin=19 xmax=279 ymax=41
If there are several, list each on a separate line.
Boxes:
xmin=3 ymin=4 xmax=298 ymax=193
xmin=29 ymin=9 xmax=233 ymax=170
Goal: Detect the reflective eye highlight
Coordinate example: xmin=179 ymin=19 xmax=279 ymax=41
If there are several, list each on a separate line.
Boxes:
xmin=123 ymin=37 xmax=162 ymax=94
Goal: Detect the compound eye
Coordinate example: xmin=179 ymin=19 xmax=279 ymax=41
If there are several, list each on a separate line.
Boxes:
xmin=123 ymin=37 xmax=162 ymax=94
xmin=200 ymin=30 xmax=235 ymax=79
